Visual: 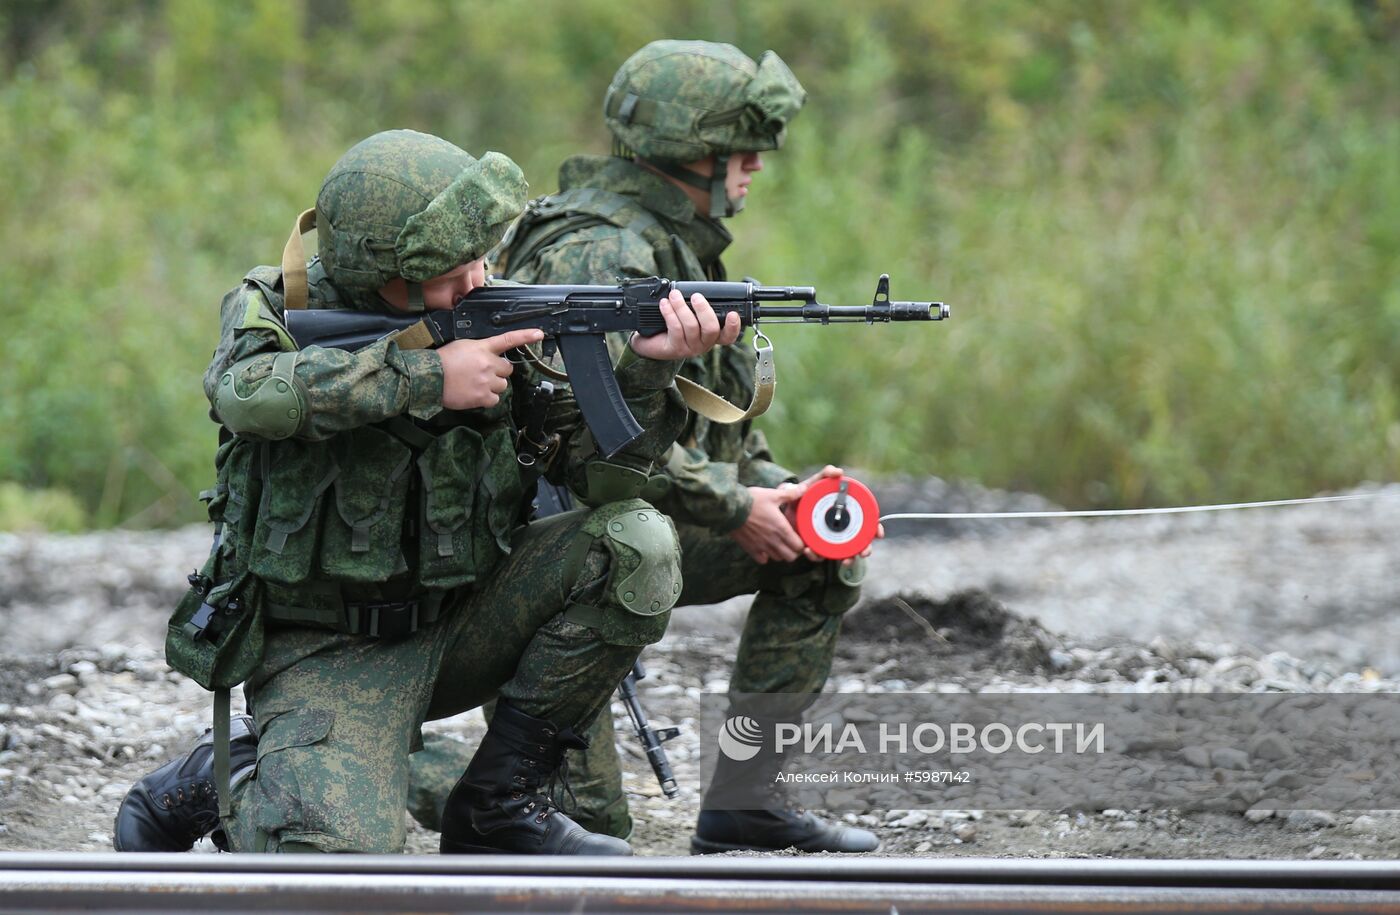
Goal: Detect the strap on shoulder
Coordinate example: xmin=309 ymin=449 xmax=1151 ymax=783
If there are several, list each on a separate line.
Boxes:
xmin=502 ymin=188 xmax=673 ymax=279
xmin=562 ymin=187 xmax=668 ymax=247
xmin=281 ymin=208 xmax=318 ymax=311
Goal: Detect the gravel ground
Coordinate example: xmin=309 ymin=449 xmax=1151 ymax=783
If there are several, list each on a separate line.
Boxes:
xmin=2 ymin=478 xmax=1398 ymax=858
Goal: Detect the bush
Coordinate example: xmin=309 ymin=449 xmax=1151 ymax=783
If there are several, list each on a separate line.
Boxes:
xmin=0 ymin=482 xmax=87 ymax=533
xmin=1 ymin=0 xmax=1396 ymax=521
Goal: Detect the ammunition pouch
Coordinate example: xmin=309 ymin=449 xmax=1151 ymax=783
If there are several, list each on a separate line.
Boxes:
xmin=220 ymin=416 xmax=523 ymax=594
xmin=416 ymin=423 xmax=525 ymax=589
xmin=166 ymin=545 xmax=265 ymax=692
xmin=247 ymin=438 xmax=338 ymax=586
xmin=179 ymin=395 xmax=528 ymax=677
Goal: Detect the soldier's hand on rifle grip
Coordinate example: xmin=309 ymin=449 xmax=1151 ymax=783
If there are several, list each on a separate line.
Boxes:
xmin=628 ymin=289 xmax=741 ymax=361
xmin=439 ymin=328 xmax=545 ymax=410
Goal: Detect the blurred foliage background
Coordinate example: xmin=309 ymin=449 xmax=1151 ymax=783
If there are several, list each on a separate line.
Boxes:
xmin=1 ymin=0 xmax=1398 ymax=529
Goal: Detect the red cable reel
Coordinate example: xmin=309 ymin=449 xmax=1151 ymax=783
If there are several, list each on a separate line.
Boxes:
xmin=794 ymin=475 xmax=880 ymax=560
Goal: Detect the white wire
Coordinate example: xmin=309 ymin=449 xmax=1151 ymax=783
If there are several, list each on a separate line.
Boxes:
xmin=879 ymin=492 xmax=1381 ymax=523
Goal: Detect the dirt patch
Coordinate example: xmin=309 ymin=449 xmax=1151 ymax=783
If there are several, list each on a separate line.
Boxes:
xmin=841 ymin=590 xmax=1060 ymax=676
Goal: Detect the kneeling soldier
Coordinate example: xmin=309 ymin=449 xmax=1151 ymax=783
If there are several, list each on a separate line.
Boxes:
xmin=113 ymin=128 xmax=738 ymax=854
xmin=412 ymin=40 xmax=880 ymax=854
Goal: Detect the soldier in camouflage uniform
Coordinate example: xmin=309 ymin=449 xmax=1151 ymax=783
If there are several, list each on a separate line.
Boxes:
xmin=408 ymin=41 xmax=880 ymax=854
xmin=112 ymin=128 xmax=740 ymax=855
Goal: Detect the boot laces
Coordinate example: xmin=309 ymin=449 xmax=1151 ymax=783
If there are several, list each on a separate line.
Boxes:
xmin=506 ymin=751 xmax=570 ymax=823
xmin=159 ymin=780 xmax=213 ymax=810
xmin=157 ymin=780 xmax=219 ymax=841
xmin=546 ymin=723 xmax=591 ymax=816
xmin=504 ymin=722 xmax=588 ymax=823
xmin=543 ymin=751 xmax=580 ymax=817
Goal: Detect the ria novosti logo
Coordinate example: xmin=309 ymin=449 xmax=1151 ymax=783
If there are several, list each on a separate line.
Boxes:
xmin=717 ymin=715 xmax=1107 ymax=760
xmin=717 ymin=716 xmax=764 ymax=761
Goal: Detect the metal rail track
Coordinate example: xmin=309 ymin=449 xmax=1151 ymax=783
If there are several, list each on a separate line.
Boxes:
xmin=2 ymin=853 xmax=1399 ymax=913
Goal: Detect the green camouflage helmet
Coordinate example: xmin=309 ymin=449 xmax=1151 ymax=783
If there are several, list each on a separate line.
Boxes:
xmin=603 ymin=40 xmax=806 ymax=218
xmin=316 ymin=129 xmax=528 ymax=310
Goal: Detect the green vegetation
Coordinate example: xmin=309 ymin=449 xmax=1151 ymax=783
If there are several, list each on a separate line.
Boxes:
xmin=2 ymin=0 xmax=1397 ymax=527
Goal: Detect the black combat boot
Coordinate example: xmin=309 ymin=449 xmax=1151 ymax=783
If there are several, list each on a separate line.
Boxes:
xmin=693 ymin=805 xmax=880 ymax=854
xmin=113 ymin=715 xmax=258 ymax=852
xmin=440 ymin=701 xmax=631 ymax=855
xmin=691 ymin=716 xmax=879 ymax=854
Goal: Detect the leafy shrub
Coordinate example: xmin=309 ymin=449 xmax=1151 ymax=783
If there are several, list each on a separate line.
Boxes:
xmin=1 ymin=0 xmax=1396 ymax=522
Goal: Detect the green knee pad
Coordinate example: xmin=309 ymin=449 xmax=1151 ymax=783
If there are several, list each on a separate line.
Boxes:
xmin=564 ymin=499 xmax=681 ymax=646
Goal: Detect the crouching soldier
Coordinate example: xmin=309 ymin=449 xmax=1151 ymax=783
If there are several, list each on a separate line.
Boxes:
xmin=112 ymin=128 xmax=739 ymax=855
xmin=411 ymin=40 xmax=880 ymax=854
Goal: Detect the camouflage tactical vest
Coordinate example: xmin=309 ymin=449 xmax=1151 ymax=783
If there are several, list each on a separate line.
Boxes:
xmin=169 ymin=263 xmax=529 ymax=689
xmin=499 ymin=186 xmax=714 ymax=283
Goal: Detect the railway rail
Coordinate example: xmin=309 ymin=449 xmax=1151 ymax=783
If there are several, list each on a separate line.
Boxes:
xmin=1 ymin=853 xmax=1399 ymax=913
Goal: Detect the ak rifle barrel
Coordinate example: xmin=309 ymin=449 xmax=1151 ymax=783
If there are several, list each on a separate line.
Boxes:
xmin=749 ymin=301 xmax=949 ymax=322
xmin=670 ymin=281 xmax=949 ymax=324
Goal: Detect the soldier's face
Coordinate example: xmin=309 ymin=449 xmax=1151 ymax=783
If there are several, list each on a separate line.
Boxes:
xmin=423 ymin=258 xmax=487 ymax=310
xmin=379 ymin=258 xmax=487 ymax=312
xmin=726 ymin=151 xmax=763 ymax=203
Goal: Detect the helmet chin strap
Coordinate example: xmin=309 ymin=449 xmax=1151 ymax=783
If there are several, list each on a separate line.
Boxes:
xmin=709 ymin=153 xmax=734 ymax=218
xmin=643 ymin=156 xmax=742 ymax=219
xmin=376 ymin=280 xmax=425 ymax=313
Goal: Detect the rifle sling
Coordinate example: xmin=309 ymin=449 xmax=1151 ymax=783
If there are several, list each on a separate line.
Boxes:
xmin=214 ymin=687 xmax=231 ymax=821
xmin=281 ymin=208 xmax=318 ymax=311
xmin=676 ymin=354 xmax=774 ymax=424
xmin=385 ymin=319 xmax=440 ymax=352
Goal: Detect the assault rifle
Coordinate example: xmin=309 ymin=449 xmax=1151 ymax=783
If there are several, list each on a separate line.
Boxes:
xmin=284 ymin=275 xmax=948 ymax=458
xmin=618 ymin=658 xmax=680 ymax=798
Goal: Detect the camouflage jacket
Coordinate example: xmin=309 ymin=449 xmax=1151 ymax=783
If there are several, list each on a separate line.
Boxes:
xmin=203 ymin=259 xmax=686 ymax=606
xmin=501 ymin=155 xmax=797 ymax=531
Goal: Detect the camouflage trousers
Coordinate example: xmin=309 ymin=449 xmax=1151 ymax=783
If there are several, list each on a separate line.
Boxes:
xmin=222 ymin=500 xmax=677 ymax=853
xmin=406 ymin=519 xmax=864 ymax=838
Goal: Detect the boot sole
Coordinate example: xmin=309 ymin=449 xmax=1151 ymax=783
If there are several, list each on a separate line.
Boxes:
xmin=442 ymin=839 xmax=632 ymax=856
xmin=690 ymin=835 xmax=759 ymax=855
xmin=690 ymin=834 xmax=880 ymax=855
